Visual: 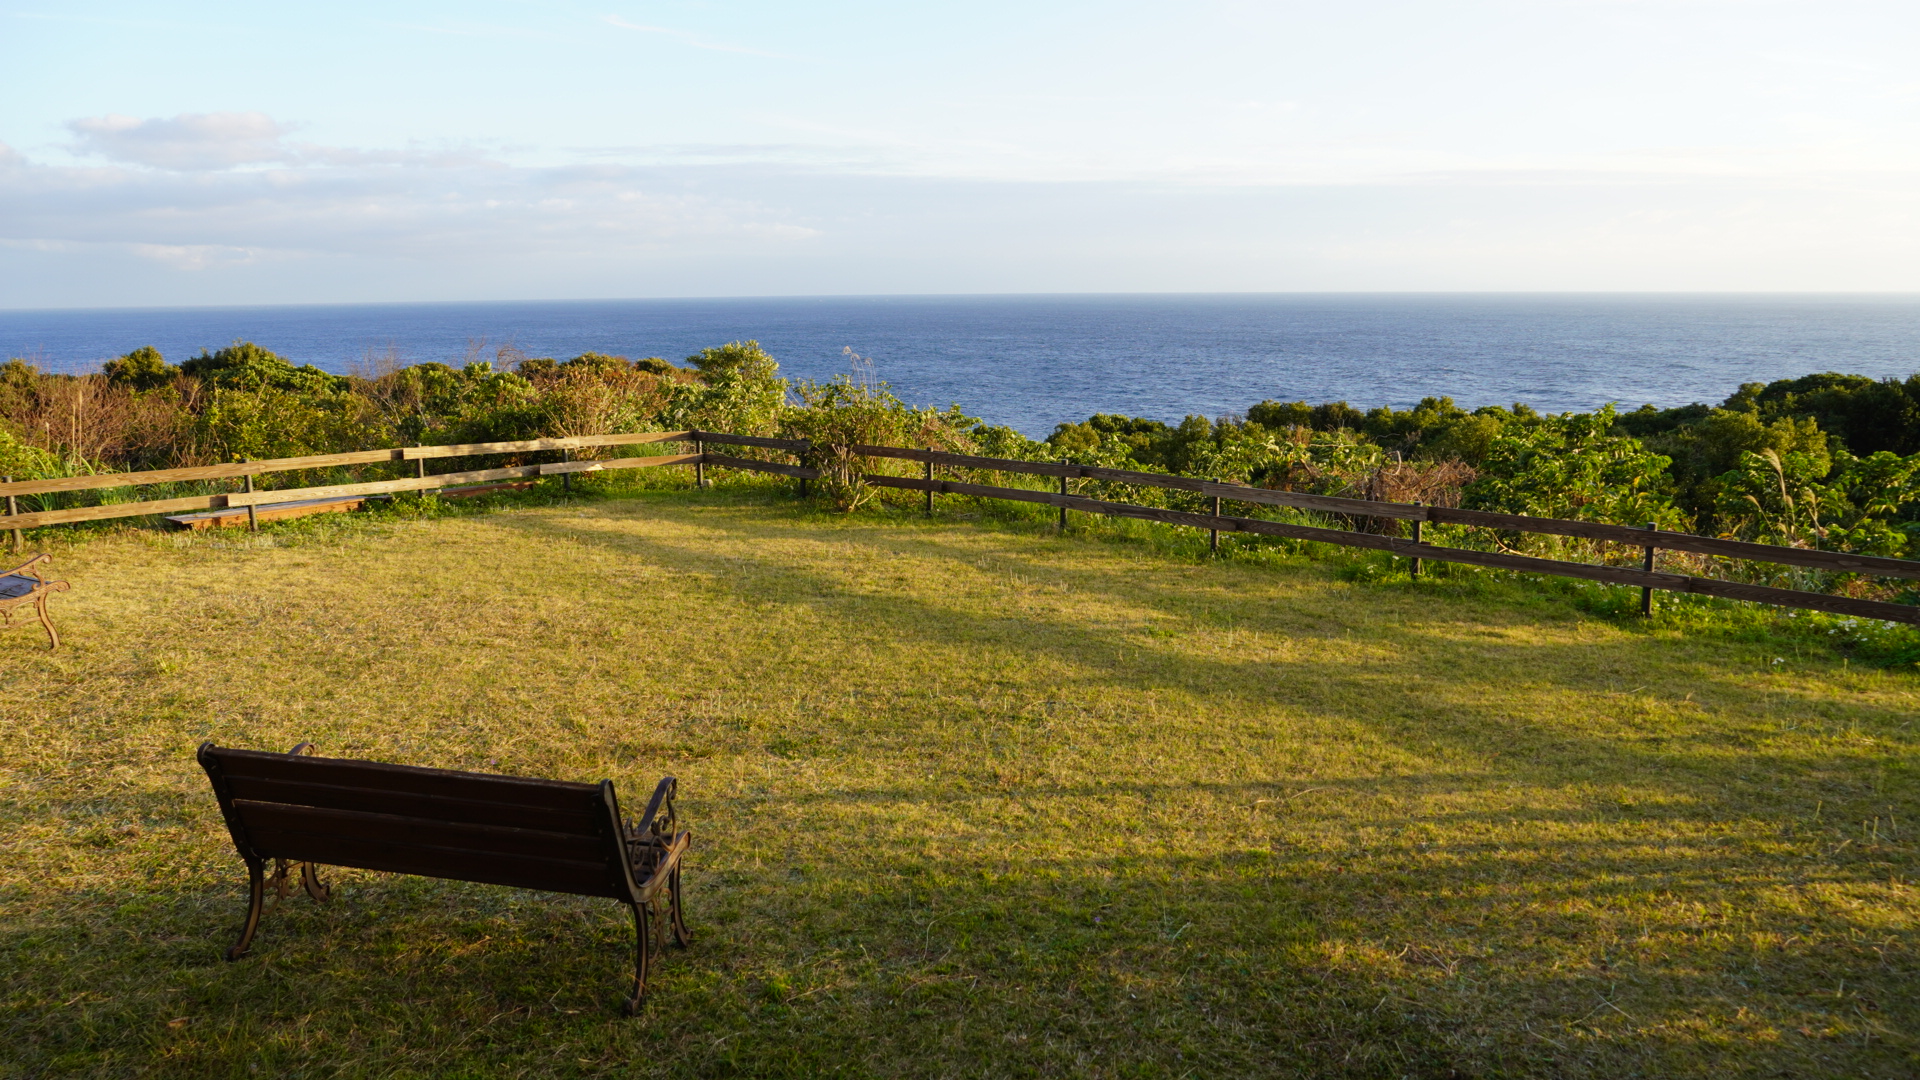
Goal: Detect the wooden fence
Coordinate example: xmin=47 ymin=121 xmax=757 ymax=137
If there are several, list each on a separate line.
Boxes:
xmin=0 ymin=432 xmax=700 ymax=530
xmin=3 ymin=429 xmax=1917 ymax=625
xmin=705 ymin=435 xmax=1920 ymax=626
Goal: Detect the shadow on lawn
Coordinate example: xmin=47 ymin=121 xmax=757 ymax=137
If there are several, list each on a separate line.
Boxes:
xmin=6 ymin=798 xmax=1912 ymax=1078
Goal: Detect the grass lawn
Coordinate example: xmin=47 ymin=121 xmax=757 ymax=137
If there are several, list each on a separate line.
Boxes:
xmin=2 ymin=481 xmax=1916 ymax=1078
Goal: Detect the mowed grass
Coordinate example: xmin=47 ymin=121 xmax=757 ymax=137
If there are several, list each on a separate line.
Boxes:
xmin=2 ymin=485 xmax=1917 ymax=1078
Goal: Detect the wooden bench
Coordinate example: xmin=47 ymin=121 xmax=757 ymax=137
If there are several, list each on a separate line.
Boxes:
xmin=0 ymin=553 xmax=69 ymax=650
xmin=197 ymin=742 xmax=691 ymax=1012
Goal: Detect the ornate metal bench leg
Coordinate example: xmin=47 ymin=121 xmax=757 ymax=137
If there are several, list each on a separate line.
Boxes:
xmin=226 ymin=860 xmax=266 ymax=961
xmin=299 ymin=861 xmax=331 ymax=902
xmin=669 ymin=863 xmax=691 ymax=948
xmin=267 ymin=858 xmax=292 ymax=911
xmin=34 ymin=594 xmax=56 ymax=651
xmin=624 ymin=901 xmax=653 ymax=1015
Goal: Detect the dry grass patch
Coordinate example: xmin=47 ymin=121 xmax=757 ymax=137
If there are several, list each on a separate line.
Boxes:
xmin=2 ymin=487 xmax=1916 ymax=1078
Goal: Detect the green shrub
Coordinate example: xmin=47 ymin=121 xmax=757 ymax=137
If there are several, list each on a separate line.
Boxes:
xmin=1464 ymin=405 xmax=1687 ymax=534
xmin=181 ymin=342 xmax=348 ymax=395
xmin=101 ymin=346 xmax=175 ymax=391
xmin=783 ymin=371 xmax=973 ymax=512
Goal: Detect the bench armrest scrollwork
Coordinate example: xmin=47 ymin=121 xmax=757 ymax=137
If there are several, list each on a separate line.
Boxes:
xmin=631 ymin=775 xmax=679 ymax=841
xmin=0 ymin=552 xmax=51 ymax=582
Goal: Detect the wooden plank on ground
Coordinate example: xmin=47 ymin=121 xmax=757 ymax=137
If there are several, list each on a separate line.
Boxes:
xmin=165 ymin=496 xmax=372 ymax=530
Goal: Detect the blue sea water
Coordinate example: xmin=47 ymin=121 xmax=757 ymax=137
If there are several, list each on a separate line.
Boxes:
xmin=2 ymin=294 xmax=1917 ymax=438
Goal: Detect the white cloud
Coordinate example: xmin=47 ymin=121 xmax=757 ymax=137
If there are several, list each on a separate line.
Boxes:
xmin=3 ymin=126 xmax=824 ymax=270
xmin=128 ymin=243 xmax=263 ymax=271
xmin=5 ymin=110 xmax=1920 ymax=304
xmin=67 ymin=112 xmax=297 ymax=171
xmin=62 ymin=112 xmax=499 ymax=173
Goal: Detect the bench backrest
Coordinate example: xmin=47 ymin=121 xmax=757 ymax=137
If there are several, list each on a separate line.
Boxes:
xmin=198 ymin=744 xmax=641 ymax=902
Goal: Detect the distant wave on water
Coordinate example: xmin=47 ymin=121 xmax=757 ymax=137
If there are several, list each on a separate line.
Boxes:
xmin=3 ymin=294 xmax=1918 ymax=437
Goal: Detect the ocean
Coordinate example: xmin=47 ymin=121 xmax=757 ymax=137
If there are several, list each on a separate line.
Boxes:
xmin=3 ymin=294 xmax=1917 ymax=437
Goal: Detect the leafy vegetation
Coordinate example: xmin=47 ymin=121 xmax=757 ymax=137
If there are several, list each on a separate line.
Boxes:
xmin=6 ymin=342 xmax=1920 ymax=618
xmin=1037 ymin=376 xmax=1920 ymax=590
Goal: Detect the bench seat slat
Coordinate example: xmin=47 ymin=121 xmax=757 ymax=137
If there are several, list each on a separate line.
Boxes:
xmin=243 ymin=826 xmax=624 ymax=897
xmin=232 ymin=800 xmax=608 ymax=863
xmin=225 ymin=775 xmax=599 ymax=832
xmin=215 ymin=750 xmax=597 ymax=811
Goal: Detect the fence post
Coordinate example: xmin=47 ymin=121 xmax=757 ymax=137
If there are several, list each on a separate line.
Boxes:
xmin=694 ymin=436 xmax=705 ymax=489
xmin=415 ymin=445 xmax=426 ymax=480
xmin=1209 ymin=480 xmax=1220 ymax=555
xmin=5 ymin=477 xmax=18 ymax=552
xmin=243 ymin=469 xmax=258 ymax=532
xmin=1058 ymin=461 xmax=1069 ymax=532
xmin=1411 ymin=501 xmax=1423 ymax=577
xmin=562 ymin=447 xmax=572 ymax=494
xmin=925 ymin=458 xmax=934 ymax=517
xmin=1641 ymin=522 xmax=1657 ymax=616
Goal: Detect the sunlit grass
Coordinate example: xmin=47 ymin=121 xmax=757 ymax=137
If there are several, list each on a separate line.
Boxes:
xmin=2 ymin=479 xmax=1916 ymax=1077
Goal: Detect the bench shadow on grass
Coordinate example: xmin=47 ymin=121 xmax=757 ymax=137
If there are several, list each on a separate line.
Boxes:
xmin=7 ymin=501 xmax=1915 ymax=1078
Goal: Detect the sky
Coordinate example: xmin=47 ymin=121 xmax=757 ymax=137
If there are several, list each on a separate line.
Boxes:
xmin=2 ymin=0 xmax=1917 ymax=308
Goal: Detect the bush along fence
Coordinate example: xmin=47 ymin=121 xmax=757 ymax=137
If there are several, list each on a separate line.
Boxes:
xmin=3 ymin=430 xmax=1917 ymax=625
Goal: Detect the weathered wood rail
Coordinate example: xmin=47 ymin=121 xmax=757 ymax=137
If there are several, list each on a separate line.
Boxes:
xmin=4 ymin=428 xmax=1916 ymax=623
xmin=0 ymin=433 xmax=697 ymax=530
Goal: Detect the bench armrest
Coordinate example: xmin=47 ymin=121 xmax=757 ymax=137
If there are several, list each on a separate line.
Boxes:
xmin=630 ymin=776 xmax=679 ymax=840
xmin=0 ymin=553 xmax=50 ymax=582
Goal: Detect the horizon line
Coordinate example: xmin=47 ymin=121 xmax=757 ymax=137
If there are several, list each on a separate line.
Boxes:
xmin=7 ymin=289 xmax=1920 ymax=315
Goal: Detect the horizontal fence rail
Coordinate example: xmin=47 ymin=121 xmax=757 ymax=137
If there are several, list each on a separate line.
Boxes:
xmin=0 ymin=432 xmax=694 ymax=499
xmin=0 ymin=434 xmax=703 ymax=530
xmin=0 ymin=456 xmax=708 ymax=530
xmin=223 ymin=456 xmax=705 ymax=510
xmin=3 ymin=427 xmax=1915 ymax=623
